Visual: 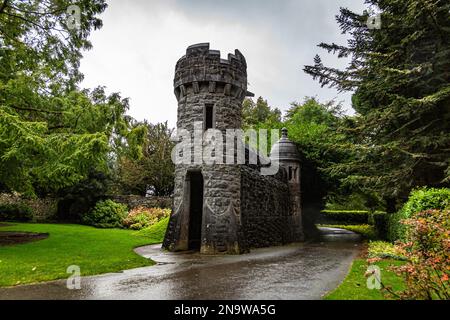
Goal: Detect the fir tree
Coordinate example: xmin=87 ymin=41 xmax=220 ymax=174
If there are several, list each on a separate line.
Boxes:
xmin=304 ymin=0 xmax=450 ymax=208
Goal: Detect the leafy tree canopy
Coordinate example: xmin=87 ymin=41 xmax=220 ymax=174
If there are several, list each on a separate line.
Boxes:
xmin=242 ymin=96 xmax=282 ymax=128
xmin=0 ymin=0 xmax=144 ymax=196
xmin=283 ymin=97 xmax=365 ymax=207
xmin=242 ymin=96 xmax=283 ymax=151
xmin=116 ymin=121 xmax=175 ymax=197
xmin=284 ymin=97 xmax=344 ymax=166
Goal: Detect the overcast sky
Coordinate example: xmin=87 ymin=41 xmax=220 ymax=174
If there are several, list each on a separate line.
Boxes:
xmin=80 ymin=0 xmax=368 ymax=127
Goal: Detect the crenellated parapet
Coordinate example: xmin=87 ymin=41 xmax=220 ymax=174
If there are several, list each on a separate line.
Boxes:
xmin=174 ymin=43 xmax=253 ymax=101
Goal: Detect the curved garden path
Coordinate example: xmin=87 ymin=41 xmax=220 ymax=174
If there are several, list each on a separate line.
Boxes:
xmin=0 ymin=227 xmax=362 ymax=300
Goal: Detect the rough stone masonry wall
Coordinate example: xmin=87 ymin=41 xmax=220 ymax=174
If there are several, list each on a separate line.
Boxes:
xmin=176 ymin=89 xmax=242 ymax=131
xmin=164 ymin=163 xmax=245 ymax=253
xmin=111 ymin=195 xmax=172 ymax=209
xmin=240 ymin=166 xmax=292 ymax=248
xmin=0 ymin=193 xmax=57 ymax=222
xmin=202 ymin=164 xmax=244 ymax=253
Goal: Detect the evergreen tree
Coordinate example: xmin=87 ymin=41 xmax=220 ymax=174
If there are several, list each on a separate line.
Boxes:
xmin=304 ymin=0 xmax=450 ymax=208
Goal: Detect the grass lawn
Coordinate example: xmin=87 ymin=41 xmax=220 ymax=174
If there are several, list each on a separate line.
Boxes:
xmin=325 ymin=259 xmax=406 ymax=300
xmin=136 ymin=217 xmax=169 ymax=240
xmin=319 ymin=224 xmax=406 ymax=299
xmin=0 ymin=218 xmax=168 ymax=287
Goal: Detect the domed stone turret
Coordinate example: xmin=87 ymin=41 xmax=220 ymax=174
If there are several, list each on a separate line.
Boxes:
xmin=270 ymin=128 xmax=300 ymax=162
xmin=270 ymin=128 xmax=303 ymax=241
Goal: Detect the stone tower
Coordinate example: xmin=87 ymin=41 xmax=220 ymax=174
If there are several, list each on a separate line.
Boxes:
xmin=270 ymin=128 xmax=304 ymax=241
xmin=162 ymin=43 xmax=253 ymax=254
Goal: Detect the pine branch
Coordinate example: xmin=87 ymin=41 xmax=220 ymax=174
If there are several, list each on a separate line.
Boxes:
xmin=0 ymin=0 xmax=8 ymax=14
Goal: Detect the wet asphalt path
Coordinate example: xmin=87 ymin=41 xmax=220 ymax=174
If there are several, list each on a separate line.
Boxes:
xmin=0 ymin=228 xmax=362 ymax=300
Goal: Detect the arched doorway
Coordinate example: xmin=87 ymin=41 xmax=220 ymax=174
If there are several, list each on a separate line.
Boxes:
xmin=187 ymin=171 xmax=204 ymax=250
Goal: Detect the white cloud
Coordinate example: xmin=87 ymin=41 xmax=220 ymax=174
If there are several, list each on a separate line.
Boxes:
xmin=80 ymin=0 xmax=367 ymax=127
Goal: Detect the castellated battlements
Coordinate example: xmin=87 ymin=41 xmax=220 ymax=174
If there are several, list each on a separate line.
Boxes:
xmin=174 ymin=43 xmax=253 ymax=101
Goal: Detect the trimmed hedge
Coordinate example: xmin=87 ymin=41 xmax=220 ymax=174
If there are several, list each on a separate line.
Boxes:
xmin=320 ymin=210 xmax=388 ymax=240
xmin=320 ymin=210 xmax=369 ymax=224
xmin=0 ymin=203 xmax=33 ymax=222
xmin=369 ymin=211 xmax=388 ymax=240
xmin=388 ymin=187 xmax=450 ymax=242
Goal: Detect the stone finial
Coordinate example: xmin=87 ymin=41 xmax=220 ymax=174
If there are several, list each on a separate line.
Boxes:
xmin=270 ymin=127 xmax=300 ymax=162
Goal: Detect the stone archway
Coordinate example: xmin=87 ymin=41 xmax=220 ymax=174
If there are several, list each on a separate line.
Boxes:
xmin=187 ymin=171 xmax=204 ymax=250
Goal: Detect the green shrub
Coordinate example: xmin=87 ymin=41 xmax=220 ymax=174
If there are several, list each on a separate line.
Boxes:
xmin=388 ymin=187 xmax=450 ymax=242
xmin=127 ymin=213 xmax=152 ymax=230
xmin=369 ymin=211 xmax=388 ymax=240
xmin=83 ymin=199 xmax=128 ymax=228
xmin=320 ymin=210 xmax=369 ymax=224
xmin=367 ymin=241 xmax=406 ymax=260
xmin=122 ymin=207 xmax=171 ymax=230
xmin=388 ymin=209 xmax=450 ymax=299
xmin=0 ymin=203 xmax=33 ymax=221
